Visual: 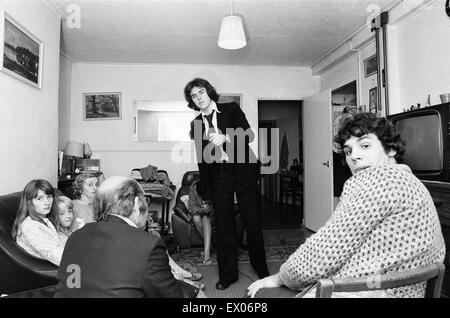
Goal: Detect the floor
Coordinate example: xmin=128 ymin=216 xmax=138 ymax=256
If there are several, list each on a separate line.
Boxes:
xmin=260 ymin=196 xmax=303 ymax=230
xmin=181 ymin=197 xmax=308 ymax=298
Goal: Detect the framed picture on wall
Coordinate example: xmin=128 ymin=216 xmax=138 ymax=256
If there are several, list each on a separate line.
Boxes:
xmin=83 ymin=92 xmax=122 ymax=120
xmin=364 ymin=54 xmax=377 ymax=77
xmin=0 ymin=12 xmax=43 ymax=89
xmin=369 ymin=87 xmax=378 ymax=114
xmin=218 ymin=93 xmax=243 ymax=107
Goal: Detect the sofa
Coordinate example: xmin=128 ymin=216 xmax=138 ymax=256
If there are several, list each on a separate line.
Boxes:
xmin=0 ymin=191 xmax=58 ymax=295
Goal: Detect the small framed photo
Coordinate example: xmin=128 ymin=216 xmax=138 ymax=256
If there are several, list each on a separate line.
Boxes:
xmin=83 ymin=92 xmax=122 ymax=120
xmin=218 ymin=93 xmax=243 ymax=108
xmin=0 ymin=12 xmax=43 ymax=89
xmin=369 ymin=87 xmax=378 ymax=114
xmin=364 ymin=54 xmax=377 ymax=78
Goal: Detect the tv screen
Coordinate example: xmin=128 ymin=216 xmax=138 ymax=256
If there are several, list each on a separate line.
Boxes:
xmin=393 ymin=113 xmax=443 ymax=172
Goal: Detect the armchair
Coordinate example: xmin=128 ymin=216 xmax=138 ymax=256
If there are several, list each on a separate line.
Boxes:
xmin=171 ymin=171 xmax=244 ymax=250
xmin=171 ymin=171 xmax=204 ymax=249
xmin=0 ymin=191 xmax=58 ymax=295
xmin=316 ymin=263 xmax=445 ymax=298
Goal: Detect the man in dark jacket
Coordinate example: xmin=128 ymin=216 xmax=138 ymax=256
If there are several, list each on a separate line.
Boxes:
xmin=185 ymin=78 xmax=269 ymax=290
xmin=55 ymin=176 xmax=184 ymax=298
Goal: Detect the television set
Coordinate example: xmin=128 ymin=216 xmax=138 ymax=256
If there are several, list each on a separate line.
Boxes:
xmin=387 ymin=103 xmax=450 ymax=183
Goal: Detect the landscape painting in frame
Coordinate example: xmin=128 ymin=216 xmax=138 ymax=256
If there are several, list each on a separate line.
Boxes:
xmin=83 ymin=92 xmax=122 ymax=120
xmin=218 ymin=93 xmax=243 ymax=108
xmin=0 ymin=12 xmax=43 ymax=89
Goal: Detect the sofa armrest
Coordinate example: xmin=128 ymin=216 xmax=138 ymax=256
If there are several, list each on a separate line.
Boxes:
xmin=0 ymin=233 xmax=58 ymax=279
xmin=172 ymin=203 xmax=191 ymax=224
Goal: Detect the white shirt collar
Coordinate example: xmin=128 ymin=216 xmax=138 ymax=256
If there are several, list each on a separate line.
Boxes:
xmin=111 ymin=214 xmax=138 ymax=228
xmin=200 ymin=101 xmax=221 ymax=117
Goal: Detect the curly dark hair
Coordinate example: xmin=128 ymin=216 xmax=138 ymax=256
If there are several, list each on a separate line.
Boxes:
xmin=334 ymin=112 xmax=406 ymax=163
xmin=184 ymin=78 xmax=220 ymax=111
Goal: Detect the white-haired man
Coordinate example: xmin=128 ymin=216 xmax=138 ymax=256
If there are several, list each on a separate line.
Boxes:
xmin=55 ymin=176 xmax=185 ymax=297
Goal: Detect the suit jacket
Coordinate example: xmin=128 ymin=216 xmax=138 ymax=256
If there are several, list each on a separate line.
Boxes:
xmin=54 ymin=215 xmax=183 ymax=298
xmin=190 ymin=102 xmax=260 ymax=197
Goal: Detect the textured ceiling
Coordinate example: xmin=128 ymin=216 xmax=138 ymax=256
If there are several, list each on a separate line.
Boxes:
xmin=47 ymin=0 xmax=399 ymax=66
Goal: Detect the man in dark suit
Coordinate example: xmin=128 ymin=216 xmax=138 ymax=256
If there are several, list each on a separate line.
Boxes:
xmin=54 ymin=176 xmax=184 ymax=298
xmin=184 ymin=78 xmax=269 ymax=290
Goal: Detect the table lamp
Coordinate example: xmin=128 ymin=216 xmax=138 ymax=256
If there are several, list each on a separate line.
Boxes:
xmin=64 ymin=141 xmax=84 ymax=174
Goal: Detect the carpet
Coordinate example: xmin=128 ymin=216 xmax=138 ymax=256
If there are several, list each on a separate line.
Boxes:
xmin=194 ymin=260 xmax=299 ymax=298
xmin=171 ymin=228 xmax=313 ymax=277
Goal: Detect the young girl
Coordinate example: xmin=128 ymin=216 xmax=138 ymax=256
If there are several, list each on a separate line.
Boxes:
xmin=52 ymin=196 xmax=76 ymax=245
xmin=71 ymin=173 xmax=99 ymax=230
xmin=12 ymin=179 xmax=65 ymax=266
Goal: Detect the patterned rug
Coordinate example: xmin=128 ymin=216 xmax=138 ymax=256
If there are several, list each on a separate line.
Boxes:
xmin=171 ymin=228 xmax=313 ymax=273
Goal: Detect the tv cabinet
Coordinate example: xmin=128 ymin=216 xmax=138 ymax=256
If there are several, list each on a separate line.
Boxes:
xmin=422 ymin=180 xmax=450 ymax=297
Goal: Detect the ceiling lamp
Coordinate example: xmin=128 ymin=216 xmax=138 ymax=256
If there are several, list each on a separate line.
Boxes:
xmin=218 ymin=0 xmax=247 ymax=50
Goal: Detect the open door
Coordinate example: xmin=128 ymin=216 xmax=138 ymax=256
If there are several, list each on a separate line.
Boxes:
xmin=303 ymin=90 xmax=333 ymax=232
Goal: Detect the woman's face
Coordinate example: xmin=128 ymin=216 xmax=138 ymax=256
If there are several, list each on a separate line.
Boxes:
xmin=82 ymin=177 xmax=99 ymax=200
xmin=58 ymin=203 xmax=74 ymax=228
xmin=343 ymin=133 xmax=397 ymax=175
xmin=32 ymin=189 xmax=53 ymax=218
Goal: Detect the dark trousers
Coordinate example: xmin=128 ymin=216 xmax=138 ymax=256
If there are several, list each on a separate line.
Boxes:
xmin=210 ymin=163 xmax=269 ymax=282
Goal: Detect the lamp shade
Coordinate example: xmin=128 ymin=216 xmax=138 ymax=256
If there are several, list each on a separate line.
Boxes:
xmin=64 ymin=141 xmax=84 ymax=158
xmin=218 ymin=15 xmax=246 ymax=50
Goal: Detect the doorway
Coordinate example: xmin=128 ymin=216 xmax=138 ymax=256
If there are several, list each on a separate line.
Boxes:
xmin=331 ymin=81 xmax=357 ymax=208
xmin=258 ymin=100 xmax=303 ymax=230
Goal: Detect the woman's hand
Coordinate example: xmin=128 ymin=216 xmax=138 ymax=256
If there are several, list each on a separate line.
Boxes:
xmin=247 ymin=273 xmax=283 ymax=298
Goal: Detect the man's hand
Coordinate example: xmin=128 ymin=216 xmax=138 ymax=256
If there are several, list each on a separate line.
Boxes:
xmin=247 ymin=273 xmax=283 ymax=298
xmin=209 ymin=132 xmax=228 ymax=146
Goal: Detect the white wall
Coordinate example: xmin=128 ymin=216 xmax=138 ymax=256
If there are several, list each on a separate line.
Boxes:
xmin=320 ymin=54 xmax=358 ymax=93
xmin=0 ymin=0 xmax=60 ymax=194
xmin=388 ymin=0 xmax=450 ymax=114
xmin=69 ymin=63 xmax=319 ymax=184
xmin=68 ymin=63 xmax=319 ymax=217
xmin=59 ymin=54 xmax=72 ymax=150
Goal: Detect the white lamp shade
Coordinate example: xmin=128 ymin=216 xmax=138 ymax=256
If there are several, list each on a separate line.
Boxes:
xmin=218 ymin=15 xmax=246 ymax=50
xmin=64 ymin=141 xmax=84 ymax=158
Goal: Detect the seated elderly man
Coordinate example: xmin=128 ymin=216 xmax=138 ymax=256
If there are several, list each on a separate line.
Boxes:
xmin=55 ymin=176 xmax=184 ymax=298
xmin=248 ymin=112 xmax=445 ymax=298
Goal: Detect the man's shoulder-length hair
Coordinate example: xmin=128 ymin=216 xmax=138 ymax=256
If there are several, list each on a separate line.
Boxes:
xmin=184 ymin=78 xmax=220 ymax=111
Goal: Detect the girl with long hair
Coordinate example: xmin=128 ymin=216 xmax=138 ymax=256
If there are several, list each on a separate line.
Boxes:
xmin=12 ymin=179 xmax=65 ymax=266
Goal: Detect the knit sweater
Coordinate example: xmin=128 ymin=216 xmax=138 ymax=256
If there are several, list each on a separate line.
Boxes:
xmin=70 ymin=200 xmax=95 ymax=231
xmin=16 ymin=216 xmax=65 ymax=266
xmin=279 ymin=164 xmax=446 ymax=298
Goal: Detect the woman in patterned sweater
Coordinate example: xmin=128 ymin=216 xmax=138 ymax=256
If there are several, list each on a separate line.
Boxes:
xmin=248 ymin=112 xmax=445 ymax=298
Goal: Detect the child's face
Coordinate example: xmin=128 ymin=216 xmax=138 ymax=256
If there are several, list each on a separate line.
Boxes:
xmin=32 ymin=189 xmax=53 ymax=218
xmin=58 ymin=203 xmax=74 ymax=228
